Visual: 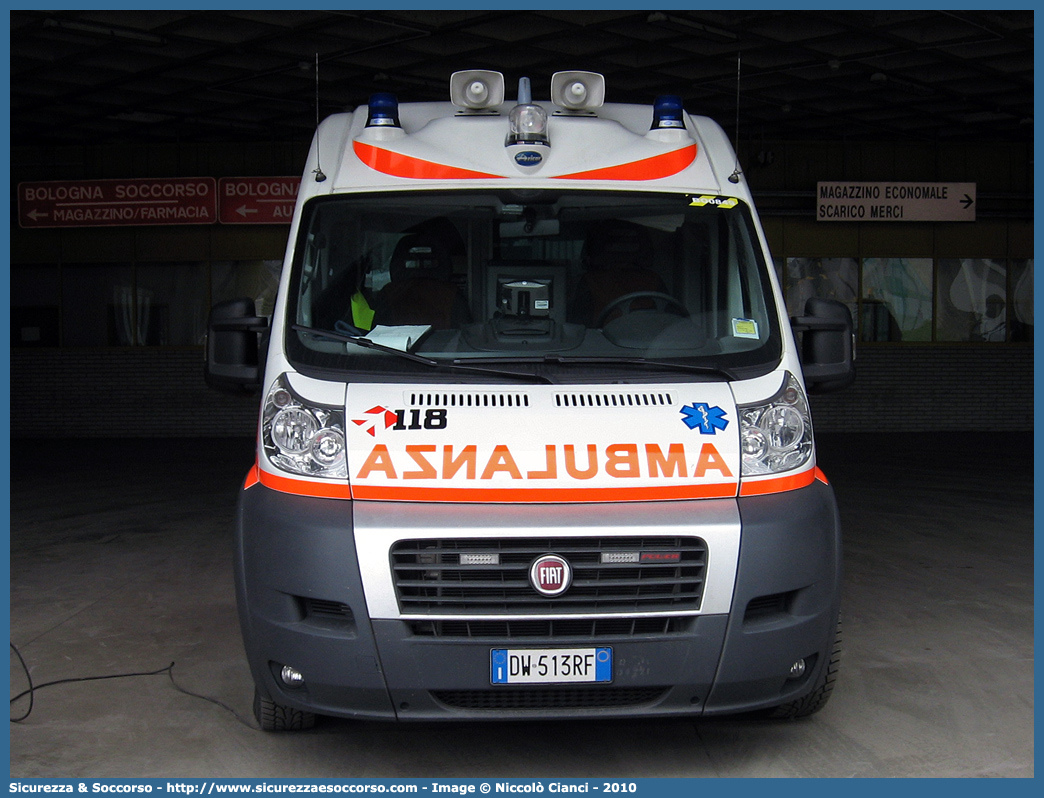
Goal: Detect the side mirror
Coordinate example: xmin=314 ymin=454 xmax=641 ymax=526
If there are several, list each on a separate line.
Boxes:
xmin=790 ymin=297 xmax=855 ymax=393
xmin=204 ymin=298 xmax=269 ymax=395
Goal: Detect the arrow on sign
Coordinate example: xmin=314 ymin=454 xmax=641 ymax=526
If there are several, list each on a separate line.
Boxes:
xmin=960 ymin=194 xmax=974 ymax=209
xmin=236 ymin=205 xmax=259 ymax=218
xmin=26 ymin=209 xmax=48 ymax=221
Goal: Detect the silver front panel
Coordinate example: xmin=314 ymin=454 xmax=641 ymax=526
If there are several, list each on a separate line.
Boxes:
xmin=354 ymin=500 xmax=740 ymax=620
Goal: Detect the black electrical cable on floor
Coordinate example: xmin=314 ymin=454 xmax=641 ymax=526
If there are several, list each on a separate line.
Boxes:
xmin=163 ymin=665 xmax=257 ymax=729
xmin=10 ymin=642 xmax=257 ymax=729
xmin=9 ymin=643 xmax=33 ymax=722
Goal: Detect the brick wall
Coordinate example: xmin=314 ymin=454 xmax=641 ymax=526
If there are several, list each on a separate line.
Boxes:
xmin=9 ymin=345 xmax=1032 ymax=438
xmin=809 ymin=344 xmax=1033 ymax=432
xmin=10 ymin=349 xmax=259 ymax=438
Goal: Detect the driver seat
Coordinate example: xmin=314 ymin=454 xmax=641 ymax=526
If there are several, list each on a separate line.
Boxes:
xmin=569 ymin=221 xmax=668 ymax=326
xmin=372 ymin=233 xmax=471 ymax=330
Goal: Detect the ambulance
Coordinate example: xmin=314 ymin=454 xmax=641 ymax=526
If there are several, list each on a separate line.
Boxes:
xmin=205 ymin=70 xmax=854 ymax=730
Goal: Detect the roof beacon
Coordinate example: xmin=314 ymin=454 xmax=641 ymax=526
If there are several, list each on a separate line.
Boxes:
xmin=506 ymin=77 xmax=548 ymax=148
xmin=551 ymin=71 xmax=605 ymax=113
xmin=366 ymin=93 xmax=401 ymax=128
xmin=652 ymin=95 xmax=685 ymax=130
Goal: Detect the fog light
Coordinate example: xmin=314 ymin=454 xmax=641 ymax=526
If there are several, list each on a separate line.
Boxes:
xmin=280 ymin=665 xmax=305 ymax=688
xmin=788 ymin=659 xmax=806 ymax=680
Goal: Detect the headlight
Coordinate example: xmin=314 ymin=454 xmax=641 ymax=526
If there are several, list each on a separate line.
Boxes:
xmin=272 ymin=407 xmax=318 ymax=454
xmin=262 ymin=375 xmax=347 ymax=479
xmin=310 ymin=427 xmax=347 ymax=468
xmin=738 ymin=373 xmax=813 ymax=476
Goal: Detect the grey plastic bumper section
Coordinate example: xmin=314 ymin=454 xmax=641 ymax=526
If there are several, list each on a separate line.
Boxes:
xmin=234 ymin=477 xmax=841 ymax=720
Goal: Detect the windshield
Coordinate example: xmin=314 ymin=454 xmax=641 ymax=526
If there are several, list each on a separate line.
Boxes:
xmin=285 ymin=190 xmax=781 ymax=382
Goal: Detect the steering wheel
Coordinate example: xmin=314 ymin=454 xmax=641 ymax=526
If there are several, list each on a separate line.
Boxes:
xmin=596 ymin=291 xmax=689 ymax=327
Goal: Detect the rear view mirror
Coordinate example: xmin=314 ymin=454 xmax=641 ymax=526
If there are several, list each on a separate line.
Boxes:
xmin=790 ymin=298 xmax=855 ymax=393
xmin=499 ymin=219 xmax=560 ymax=238
xmin=204 ymin=298 xmax=269 ymax=394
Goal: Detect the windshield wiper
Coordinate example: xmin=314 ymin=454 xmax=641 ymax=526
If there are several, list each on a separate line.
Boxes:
xmin=539 ymin=354 xmax=736 ymax=381
xmin=294 ymin=323 xmax=438 ymax=364
xmin=291 ymin=325 xmax=554 ymax=384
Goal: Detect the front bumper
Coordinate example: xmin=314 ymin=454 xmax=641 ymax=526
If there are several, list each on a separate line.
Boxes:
xmin=234 ymin=479 xmax=841 ymax=720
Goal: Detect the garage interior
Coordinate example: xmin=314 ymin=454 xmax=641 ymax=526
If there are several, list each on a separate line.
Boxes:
xmin=8 ymin=10 xmax=1034 ymax=778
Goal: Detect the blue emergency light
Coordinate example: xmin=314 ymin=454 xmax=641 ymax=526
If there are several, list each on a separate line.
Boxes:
xmin=652 ymin=95 xmax=685 ymax=129
xmin=366 ymin=92 xmax=401 ymax=127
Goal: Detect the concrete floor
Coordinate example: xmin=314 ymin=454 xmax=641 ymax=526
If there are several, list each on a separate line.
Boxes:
xmin=8 ymin=433 xmax=1034 ymax=778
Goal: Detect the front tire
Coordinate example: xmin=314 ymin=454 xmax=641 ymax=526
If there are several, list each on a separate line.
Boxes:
xmin=253 ymin=689 xmax=317 ymax=731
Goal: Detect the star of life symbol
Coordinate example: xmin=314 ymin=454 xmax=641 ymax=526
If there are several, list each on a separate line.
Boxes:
xmin=680 ymin=402 xmax=730 ymax=435
xmin=352 ymin=405 xmax=397 ymax=437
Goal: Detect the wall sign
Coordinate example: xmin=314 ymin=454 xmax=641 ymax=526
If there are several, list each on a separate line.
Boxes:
xmin=18 ymin=178 xmax=217 ymax=228
xmin=817 ymin=182 xmax=976 ymax=222
xmin=218 ymin=177 xmax=300 ymax=224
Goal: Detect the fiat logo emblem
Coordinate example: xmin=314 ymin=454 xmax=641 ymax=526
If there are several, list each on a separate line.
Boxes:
xmin=530 ymin=554 xmax=572 ymax=597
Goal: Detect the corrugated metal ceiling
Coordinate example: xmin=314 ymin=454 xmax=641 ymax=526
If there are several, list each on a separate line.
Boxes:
xmin=10 ymin=9 xmax=1033 ymax=147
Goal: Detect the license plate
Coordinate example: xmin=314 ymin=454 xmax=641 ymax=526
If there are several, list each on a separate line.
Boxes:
xmin=490 ymin=647 xmax=612 ymax=685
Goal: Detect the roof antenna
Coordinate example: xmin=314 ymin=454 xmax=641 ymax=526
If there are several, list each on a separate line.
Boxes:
xmin=313 ymin=53 xmax=327 ymax=183
xmin=728 ymin=54 xmax=742 ymax=184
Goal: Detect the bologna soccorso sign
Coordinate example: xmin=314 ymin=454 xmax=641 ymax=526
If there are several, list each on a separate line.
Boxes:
xmin=18 ymin=178 xmax=217 ymax=228
xmin=18 ymin=176 xmax=303 ymax=228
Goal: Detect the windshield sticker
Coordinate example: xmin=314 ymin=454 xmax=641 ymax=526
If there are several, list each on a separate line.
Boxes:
xmin=690 ymin=195 xmax=739 ymax=209
xmin=732 ymin=318 xmax=759 ymax=339
xmin=680 ymin=402 xmax=730 ymax=435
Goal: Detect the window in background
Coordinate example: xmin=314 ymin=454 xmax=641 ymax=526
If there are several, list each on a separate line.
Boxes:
xmin=784 ymin=257 xmax=858 ymax=326
xmin=61 ymin=263 xmax=135 ymax=346
xmin=211 ymin=260 xmax=282 ymax=317
xmin=136 ymin=261 xmax=209 ymax=346
xmin=1009 ymin=260 xmax=1034 ymax=342
xmin=11 ymin=263 xmax=61 ymax=346
xmin=860 ymin=257 xmax=933 ymax=342
xmin=936 ymin=259 xmax=1009 ymax=342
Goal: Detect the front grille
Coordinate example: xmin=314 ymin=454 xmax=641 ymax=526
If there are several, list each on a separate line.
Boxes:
xmin=410 ymin=616 xmax=693 ymax=638
xmin=391 ymin=537 xmax=706 ymax=615
xmin=431 ymin=686 xmax=669 ymax=710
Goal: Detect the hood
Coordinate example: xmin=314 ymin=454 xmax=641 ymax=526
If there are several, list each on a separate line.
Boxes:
xmin=345 ymin=382 xmax=739 ymax=503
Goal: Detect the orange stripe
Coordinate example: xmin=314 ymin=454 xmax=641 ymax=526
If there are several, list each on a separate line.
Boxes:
xmin=243 ymin=463 xmax=260 ymax=490
xmin=251 ymin=466 xmax=818 ymax=500
xmin=354 ymin=140 xmax=502 ymax=180
xmin=258 ymin=469 xmax=353 ymax=500
xmin=350 ymin=482 xmax=737 ymax=504
xmin=557 ymin=144 xmax=697 ymax=181
xmin=738 ymin=469 xmax=816 ymax=497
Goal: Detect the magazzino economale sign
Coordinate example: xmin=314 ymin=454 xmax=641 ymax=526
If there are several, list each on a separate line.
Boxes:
xmin=817 ymin=181 xmax=976 ymax=222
